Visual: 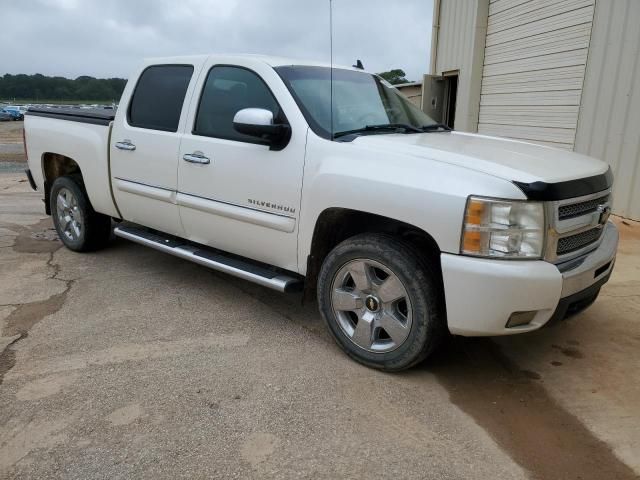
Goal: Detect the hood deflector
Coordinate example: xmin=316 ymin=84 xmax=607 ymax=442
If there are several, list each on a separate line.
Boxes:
xmin=513 ymin=167 xmax=613 ymax=201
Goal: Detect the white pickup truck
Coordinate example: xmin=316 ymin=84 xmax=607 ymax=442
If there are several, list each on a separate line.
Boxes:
xmin=23 ymin=55 xmax=618 ymax=370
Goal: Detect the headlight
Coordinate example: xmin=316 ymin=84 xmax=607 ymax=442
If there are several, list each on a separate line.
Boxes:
xmin=461 ymin=196 xmax=545 ymax=259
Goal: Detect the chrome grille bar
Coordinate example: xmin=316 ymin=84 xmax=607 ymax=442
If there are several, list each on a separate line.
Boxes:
xmin=544 ymin=188 xmax=612 ymax=263
xmin=558 ymin=194 xmax=609 ymax=220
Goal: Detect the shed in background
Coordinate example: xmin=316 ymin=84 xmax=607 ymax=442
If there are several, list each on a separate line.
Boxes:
xmin=395 ymin=81 xmax=423 ymax=107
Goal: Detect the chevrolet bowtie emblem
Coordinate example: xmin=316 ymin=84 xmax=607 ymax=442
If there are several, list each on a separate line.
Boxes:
xmin=597 ymin=204 xmax=611 ymax=226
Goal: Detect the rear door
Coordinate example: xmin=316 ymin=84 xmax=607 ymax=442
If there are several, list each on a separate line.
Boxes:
xmin=110 ymin=62 xmax=200 ymax=236
xmin=176 ymin=60 xmax=307 ymax=271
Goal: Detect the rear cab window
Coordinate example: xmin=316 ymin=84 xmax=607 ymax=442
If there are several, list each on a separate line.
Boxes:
xmin=128 ymin=65 xmax=194 ymax=132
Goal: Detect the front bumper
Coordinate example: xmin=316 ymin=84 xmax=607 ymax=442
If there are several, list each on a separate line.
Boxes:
xmin=441 ymin=221 xmax=618 ymax=336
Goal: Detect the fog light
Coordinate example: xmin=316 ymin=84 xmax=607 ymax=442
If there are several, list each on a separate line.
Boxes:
xmin=506 ymin=311 xmax=537 ymax=328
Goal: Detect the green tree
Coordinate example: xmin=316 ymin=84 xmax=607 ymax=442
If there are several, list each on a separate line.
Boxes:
xmin=0 ymin=73 xmax=127 ymax=101
xmin=377 ymin=69 xmax=410 ymax=85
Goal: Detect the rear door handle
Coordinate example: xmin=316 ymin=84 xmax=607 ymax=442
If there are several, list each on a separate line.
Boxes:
xmin=115 ymin=140 xmax=136 ymax=151
xmin=182 ymin=152 xmax=210 ymax=165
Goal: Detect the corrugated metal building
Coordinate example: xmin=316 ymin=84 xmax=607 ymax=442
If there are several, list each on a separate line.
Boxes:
xmin=427 ymin=0 xmax=640 ymax=219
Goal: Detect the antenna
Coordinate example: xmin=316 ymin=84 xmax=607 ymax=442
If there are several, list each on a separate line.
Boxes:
xmin=329 ymin=0 xmax=334 ymax=140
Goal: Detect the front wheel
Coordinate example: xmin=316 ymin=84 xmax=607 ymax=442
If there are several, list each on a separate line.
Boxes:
xmin=50 ymin=175 xmax=111 ymax=252
xmin=317 ymin=233 xmax=445 ymax=371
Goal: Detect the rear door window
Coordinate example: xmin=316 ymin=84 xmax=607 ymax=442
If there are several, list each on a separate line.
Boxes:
xmin=128 ymin=65 xmax=194 ymax=132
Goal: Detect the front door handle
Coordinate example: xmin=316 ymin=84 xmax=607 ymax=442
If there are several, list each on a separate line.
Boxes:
xmin=115 ymin=140 xmax=136 ymax=151
xmin=182 ymin=152 xmax=210 ymax=165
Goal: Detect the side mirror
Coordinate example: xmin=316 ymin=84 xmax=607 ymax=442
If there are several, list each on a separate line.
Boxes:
xmin=233 ymin=108 xmax=290 ymax=150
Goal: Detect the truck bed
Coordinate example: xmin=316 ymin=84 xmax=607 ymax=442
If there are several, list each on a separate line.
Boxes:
xmin=23 ymin=106 xmax=120 ymax=218
xmin=26 ymin=107 xmax=115 ymax=126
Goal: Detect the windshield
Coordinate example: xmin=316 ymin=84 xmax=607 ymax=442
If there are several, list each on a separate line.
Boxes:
xmin=275 ymin=66 xmax=438 ymax=139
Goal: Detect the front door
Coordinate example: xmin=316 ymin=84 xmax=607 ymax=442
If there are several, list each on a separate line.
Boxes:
xmin=110 ymin=63 xmax=198 ymax=236
xmin=177 ymin=61 xmax=306 ymax=271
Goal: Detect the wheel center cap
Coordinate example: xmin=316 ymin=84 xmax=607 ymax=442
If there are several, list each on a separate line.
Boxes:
xmin=365 ymin=295 xmax=381 ymax=312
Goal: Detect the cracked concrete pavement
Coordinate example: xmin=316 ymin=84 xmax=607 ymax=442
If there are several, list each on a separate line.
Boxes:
xmin=1 ymin=171 xmax=639 ymax=479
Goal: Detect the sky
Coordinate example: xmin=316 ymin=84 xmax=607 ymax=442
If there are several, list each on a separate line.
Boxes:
xmin=0 ymin=0 xmax=432 ymax=81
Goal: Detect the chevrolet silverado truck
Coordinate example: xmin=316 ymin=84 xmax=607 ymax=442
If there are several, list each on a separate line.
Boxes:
xmin=23 ymin=55 xmax=618 ymax=371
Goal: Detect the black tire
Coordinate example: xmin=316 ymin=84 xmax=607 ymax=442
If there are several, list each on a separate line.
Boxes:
xmin=317 ymin=233 xmax=445 ymax=371
xmin=50 ymin=175 xmax=111 ymax=252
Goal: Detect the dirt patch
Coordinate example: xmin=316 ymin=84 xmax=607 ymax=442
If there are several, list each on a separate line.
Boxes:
xmin=0 ymin=415 xmax=74 ymax=471
xmin=240 ymin=432 xmax=279 ymax=468
xmin=552 ymin=344 xmax=585 ymax=359
xmin=614 ymin=216 xmax=640 ymax=241
xmin=2 ymin=289 xmax=69 ymax=338
xmin=520 ymin=369 xmax=541 ymax=380
xmin=10 ymin=217 xmax=61 ymax=254
xmin=0 ymin=120 xmax=24 ymax=143
xmin=106 ymin=403 xmax=144 ymax=426
xmin=0 ymin=153 xmax=26 ymax=163
xmin=0 ymin=339 xmax=18 ymax=386
xmin=0 ymin=121 xmax=25 ymax=164
xmin=424 ymin=337 xmax=638 ymax=480
xmin=0 ymin=272 xmax=70 ymax=386
xmin=15 ymin=372 xmax=79 ymax=401
xmin=0 ymin=218 xmax=67 ymax=386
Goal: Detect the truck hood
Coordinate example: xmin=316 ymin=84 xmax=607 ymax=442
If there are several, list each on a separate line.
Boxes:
xmin=352 ymin=131 xmax=609 ymax=184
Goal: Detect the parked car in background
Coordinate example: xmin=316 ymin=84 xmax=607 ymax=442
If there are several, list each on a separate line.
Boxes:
xmin=2 ymin=106 xmax=26 ymax=120
xmin=0 ymin=111 xmax=13 ymax=121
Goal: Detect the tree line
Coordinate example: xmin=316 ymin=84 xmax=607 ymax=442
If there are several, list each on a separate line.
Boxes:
xmin=0 ymin=73 xmax=127 ymax=102
xmin=0 ymin=68 xmax=410 ymax=102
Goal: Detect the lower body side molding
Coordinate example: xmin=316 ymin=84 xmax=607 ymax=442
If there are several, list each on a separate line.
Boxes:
xmin=114 ymin=225 xmax=303 ymax=293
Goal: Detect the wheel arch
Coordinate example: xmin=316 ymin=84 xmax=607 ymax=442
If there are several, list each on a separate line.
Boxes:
xmin=41 ymin=152 xmax=83 ymax=215
xmin=305 ymin=207 xmax=443 ymax=299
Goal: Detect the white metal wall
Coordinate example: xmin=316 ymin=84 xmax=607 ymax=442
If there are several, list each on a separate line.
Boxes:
xmin=431 ymin=0 xmax=488 ymax=132
xmin=434 ymin=0 xmax=477 ymax=73
xmin=477 ymin=0 xmax=595 ymax=150
xmin=574 ymin=0 xmax=640 ymax=220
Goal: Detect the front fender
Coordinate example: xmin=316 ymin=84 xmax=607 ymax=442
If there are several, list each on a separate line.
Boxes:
xmin=297 ymin=134 xmax=526 ymax=274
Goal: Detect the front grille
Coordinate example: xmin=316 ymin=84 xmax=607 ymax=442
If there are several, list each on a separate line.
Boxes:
xmin=558 ymin=195 xmax=609 ymax=220
xmin=556 ymin=227 xmax=603 ymax=255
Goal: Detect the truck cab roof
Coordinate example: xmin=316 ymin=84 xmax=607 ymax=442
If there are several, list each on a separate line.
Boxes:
xmin=141 ymin=53 xmax=365 ymax=73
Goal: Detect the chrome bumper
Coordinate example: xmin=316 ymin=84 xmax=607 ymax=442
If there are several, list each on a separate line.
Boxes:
xmin=558 ymin=221 xmax=618 ymax=298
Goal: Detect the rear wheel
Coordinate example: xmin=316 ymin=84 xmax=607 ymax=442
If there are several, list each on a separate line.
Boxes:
xmin=317 ymin=233 xmax=445 ymax=371
xmin=50 ymin=175 xmax=111 ymax=252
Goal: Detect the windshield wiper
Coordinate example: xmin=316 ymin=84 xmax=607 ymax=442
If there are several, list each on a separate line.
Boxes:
xmin=333 ymin=123 xmax=424 ymax=139
xmin=421 ymin=123 xmax=452 ymax=132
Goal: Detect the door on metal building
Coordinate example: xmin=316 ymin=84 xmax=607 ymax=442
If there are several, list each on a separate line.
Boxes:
xmin=421 ymin=72 xmax=458 ymax=129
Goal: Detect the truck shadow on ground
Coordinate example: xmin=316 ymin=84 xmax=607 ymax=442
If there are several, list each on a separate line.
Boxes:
xmin=412 ymin=336 xmax=637 ymax=480
xmin=235 ymin=275 xmax=636 ymax=480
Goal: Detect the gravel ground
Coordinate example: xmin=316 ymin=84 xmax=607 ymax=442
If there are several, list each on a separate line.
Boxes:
xmin=0 ymin=172 xmax=639 ymax=479
xmin=0 ymin=121 xmax=25 ymax=169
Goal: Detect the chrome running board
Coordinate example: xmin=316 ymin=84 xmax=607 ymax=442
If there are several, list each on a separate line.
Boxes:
xmin=114 ymin=225 xmax=302 ymax=293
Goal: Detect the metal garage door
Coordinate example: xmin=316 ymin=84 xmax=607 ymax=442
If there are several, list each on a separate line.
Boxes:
xmin=574 ymin=0 xmax=640 ymax=220
xmin=477 ymin=0 xmax=595 ymax=150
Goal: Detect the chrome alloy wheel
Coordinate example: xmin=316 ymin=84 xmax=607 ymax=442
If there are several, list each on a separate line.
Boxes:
xmin=56 ymin=187 xmax=82 ymax=242
xmin=330 ymin=259 xmax=412 ymax=353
